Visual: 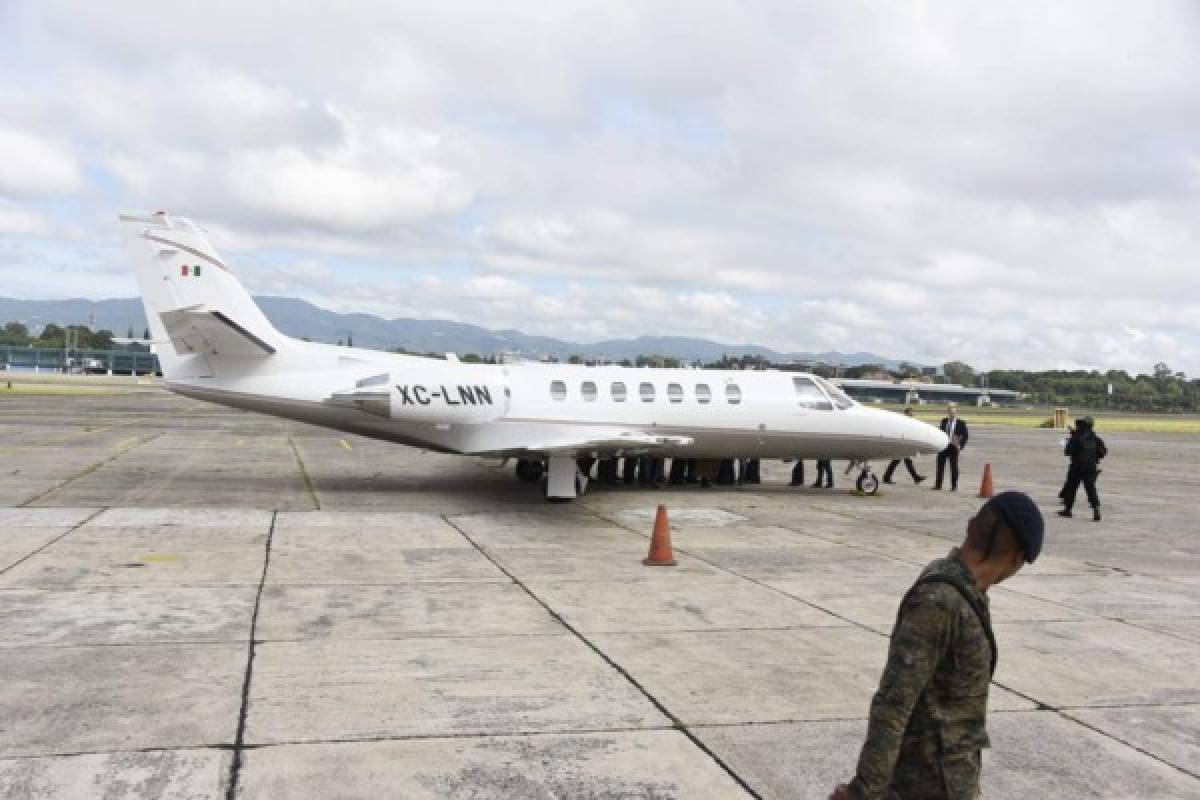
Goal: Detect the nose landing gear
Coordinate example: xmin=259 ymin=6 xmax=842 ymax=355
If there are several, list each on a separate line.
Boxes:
xmin=856 ymin=465 xmax=881 ymax=494
xmin=848 ymin=460 xmax=880 ymax=495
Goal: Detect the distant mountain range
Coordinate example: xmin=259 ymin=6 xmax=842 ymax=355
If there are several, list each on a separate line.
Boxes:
xmin=0 ymin=295 xmax=912 ymax=368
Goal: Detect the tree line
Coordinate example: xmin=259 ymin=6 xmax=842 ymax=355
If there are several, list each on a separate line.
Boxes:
xmin=831 ymin=359 xmax=1198 ymax=413
xmin=7 ymin=320 xmax=1196 ymax=412
xmin=981 ymin=364 xmax=1198 ymax=412
xmin=0 ymin=321 xmax=127 ymax=350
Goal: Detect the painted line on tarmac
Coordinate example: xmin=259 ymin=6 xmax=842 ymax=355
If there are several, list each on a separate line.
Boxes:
xmin=288 ymin=434 xmax=321 ymax=510
xmin=0 ymin=422 xmax=126 ymax=452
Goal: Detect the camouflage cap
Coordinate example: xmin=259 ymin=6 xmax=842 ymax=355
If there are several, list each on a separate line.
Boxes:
xmin=985 ymin=490 xmax=1044 ymax=563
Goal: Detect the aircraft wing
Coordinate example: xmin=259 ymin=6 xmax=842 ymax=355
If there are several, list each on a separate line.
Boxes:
xmin=520 ymin=428 xmax=694 ymax=455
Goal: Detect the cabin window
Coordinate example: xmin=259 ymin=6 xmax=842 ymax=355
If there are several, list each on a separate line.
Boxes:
xmin=695 ymin=383 xmax=711 ymax=404
xmin=550 ymin=380 xmax=567 ymax=401
xmin=793 ymin=375 xmax=833 ymax=410
xmin=726 ymin=383 xmax=742 ymax=404
xmin=667 ymin=383 xmax=683 ymax=403
xmin=639 ymin=382 xmax=655 ymax=402
xmin=581 ymin=381 xmax=597 ymax=402
xmin=611 ymin=381 xmax=627 ymax=402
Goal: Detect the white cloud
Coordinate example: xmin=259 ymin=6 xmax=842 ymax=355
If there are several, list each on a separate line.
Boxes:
xmin=0 ymin=126 xmax=81 ymax=198
xmin=1 ymin=1 xmax=1199 ymax=374
xmin=0 ymin=201 xmax=51 ymax=236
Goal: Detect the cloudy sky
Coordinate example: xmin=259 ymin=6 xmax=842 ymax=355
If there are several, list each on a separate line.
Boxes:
xmin=1 ymin=2 xmax=1198 ymax=373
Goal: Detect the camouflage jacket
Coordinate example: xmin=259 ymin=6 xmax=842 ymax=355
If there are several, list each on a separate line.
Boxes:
xmin=848 ymin=549 xmax=994 ymax=800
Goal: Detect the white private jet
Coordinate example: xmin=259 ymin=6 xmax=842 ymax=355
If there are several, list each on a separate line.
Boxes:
xmin=120 ymin=212 xmax=948 ymax=500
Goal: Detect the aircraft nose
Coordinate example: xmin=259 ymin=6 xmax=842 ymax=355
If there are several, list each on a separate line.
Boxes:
xmin=910 ymin=416 xmax=949 ymax=454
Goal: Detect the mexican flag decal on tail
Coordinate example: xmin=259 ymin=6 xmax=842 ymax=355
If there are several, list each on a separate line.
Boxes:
xmin=180 ymin=264 xmax=202 ymax=277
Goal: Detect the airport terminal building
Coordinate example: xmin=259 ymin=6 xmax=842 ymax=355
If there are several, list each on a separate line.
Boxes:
xmin=0 ymin=343 xmax=159 ymax=376
xmin=834 ymin=378 xmax=1022 ymax=407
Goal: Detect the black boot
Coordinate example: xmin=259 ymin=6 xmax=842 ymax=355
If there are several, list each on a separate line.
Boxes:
xmin=1058 ymin=509 xmax=1073 ymax=518
xmin=1093 ymin=507 xmax=1102 ymax=521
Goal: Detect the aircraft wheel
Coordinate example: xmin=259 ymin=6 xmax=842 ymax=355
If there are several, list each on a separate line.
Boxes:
xmin=857 ymin=471 xmax=880 ymax=495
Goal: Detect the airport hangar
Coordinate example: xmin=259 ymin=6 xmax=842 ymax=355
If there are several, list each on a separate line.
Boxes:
xmin=835 ymin=378 xmax=1022 ymax=407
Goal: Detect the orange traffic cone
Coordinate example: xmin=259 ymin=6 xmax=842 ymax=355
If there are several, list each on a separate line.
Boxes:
xmin=979 ymin=463 xmax=995 ymax=498
xmin=643 ymin=504 xmax=677 ymax=566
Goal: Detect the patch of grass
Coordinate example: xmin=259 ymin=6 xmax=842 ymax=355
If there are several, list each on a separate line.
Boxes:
xmin=901 ymin=408 xmax=1200 ymax=434
xmin=0 ymin=385 xmax=135 ymax=397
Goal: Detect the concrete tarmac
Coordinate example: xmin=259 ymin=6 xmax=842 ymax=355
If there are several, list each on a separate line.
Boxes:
xmin=1 ymin=392 xmax=1198 ymax=798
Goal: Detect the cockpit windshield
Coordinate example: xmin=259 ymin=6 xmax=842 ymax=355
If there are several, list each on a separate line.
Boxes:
xmin=815 ymin=376 xmax=856 ymax=410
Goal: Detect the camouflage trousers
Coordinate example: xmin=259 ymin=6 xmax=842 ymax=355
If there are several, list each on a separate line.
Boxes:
xmin=888 ymin=749 xmax=981 ymax=800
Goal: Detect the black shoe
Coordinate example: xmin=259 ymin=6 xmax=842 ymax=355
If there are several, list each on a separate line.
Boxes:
xmin=914 ymin=476 xmax=926 ymax=484
xmin=883 ymin=478 xmax=895 ymax=484
xmin=788 ymin=481 xmax=802 ymax=487
xmin=1058 ymin=510 xmax=1073 ymax=518
xmin=1093 ymin=508 xmax=1102 ymax=521
xmin=932 ymin=485 xmax=942 ymax=490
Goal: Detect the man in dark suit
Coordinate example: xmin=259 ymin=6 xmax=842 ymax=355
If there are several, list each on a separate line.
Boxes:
xmin=934 ymin=404 xmax=968 ymax=491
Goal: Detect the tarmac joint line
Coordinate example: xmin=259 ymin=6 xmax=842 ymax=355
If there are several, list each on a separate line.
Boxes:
xmin=443 ymin=514 xmax=765 ymax=800
xmin=0 ymin=507 xmax=107 ymax=577
xmin=224 ymin=509 xmax=278 ymax=800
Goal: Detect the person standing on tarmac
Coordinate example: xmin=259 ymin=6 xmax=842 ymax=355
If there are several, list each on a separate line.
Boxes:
xmin=813 ymin=459 xmax=834 ymax=489
xmin=884 ymin=408 xmax=927 ymax=485
xmin=934 ymin=405 xmax=969 ymax=491
xmin=1058 ymin=416 xmax=1106 ymax=521
xmin=830 ymin=492 xmax=1045 ymax=800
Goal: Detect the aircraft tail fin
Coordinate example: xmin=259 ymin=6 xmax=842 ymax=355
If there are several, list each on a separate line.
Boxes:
xmin=119 ymin=212 xmax=285 ymax=379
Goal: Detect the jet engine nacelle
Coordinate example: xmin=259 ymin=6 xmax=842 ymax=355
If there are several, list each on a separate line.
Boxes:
xmin=389 ymin=379 xmax=508 ymax=424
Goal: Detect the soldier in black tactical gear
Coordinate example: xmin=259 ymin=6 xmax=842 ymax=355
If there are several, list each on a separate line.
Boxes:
xmin=830 ymin=491 xmax=1045 ymax=800
xmin=1058 ymin=416 xmax=1106 ymax=521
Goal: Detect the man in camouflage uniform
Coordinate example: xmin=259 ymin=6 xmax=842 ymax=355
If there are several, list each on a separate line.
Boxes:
xmin=830 ymin=491 xmax=1045 ymax=800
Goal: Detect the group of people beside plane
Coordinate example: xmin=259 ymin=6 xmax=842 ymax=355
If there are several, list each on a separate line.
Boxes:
xmin=589 ymin=455 xmax=763 ymax=488
xmin=581 ymin=404 xmax=972 ymax=492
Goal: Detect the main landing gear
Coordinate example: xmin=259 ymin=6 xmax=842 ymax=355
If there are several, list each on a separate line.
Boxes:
xmin=515 ymin=458 xmax=544 ymax=483
xmin=515 ymin=457 xmax=588 ymax=502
